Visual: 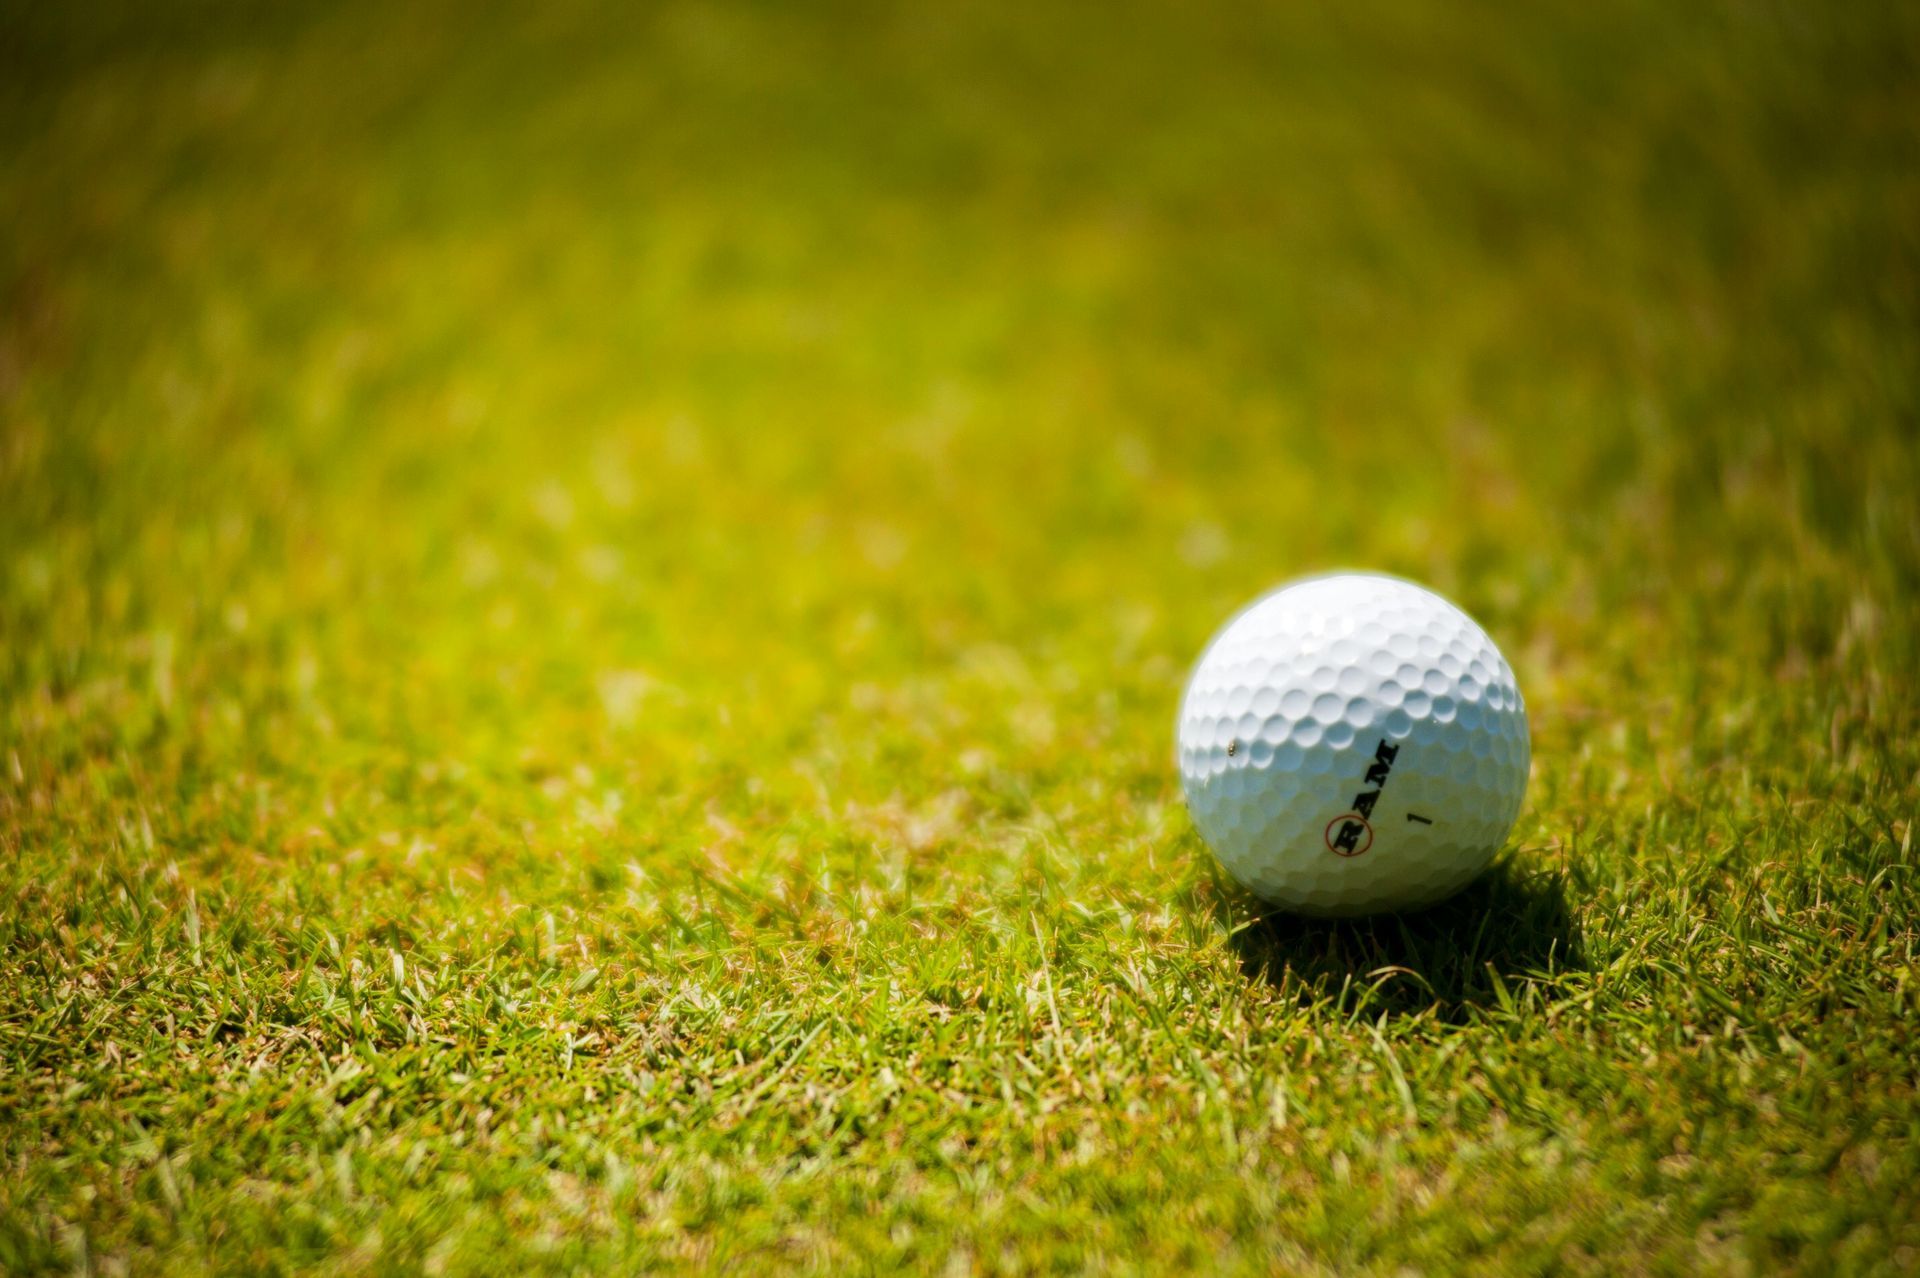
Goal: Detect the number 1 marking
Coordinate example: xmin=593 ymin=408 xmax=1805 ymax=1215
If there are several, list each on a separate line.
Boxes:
xmin=1406 ymin=813 xmax=1433 ymax=826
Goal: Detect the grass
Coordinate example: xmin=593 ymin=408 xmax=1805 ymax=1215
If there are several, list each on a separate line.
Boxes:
xmin=2 ymin=0 xmax=1918 ymax=1271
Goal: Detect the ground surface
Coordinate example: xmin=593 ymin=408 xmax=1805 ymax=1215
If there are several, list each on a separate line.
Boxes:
xmin=3 ymin=0 xmax=1918 ymax=1272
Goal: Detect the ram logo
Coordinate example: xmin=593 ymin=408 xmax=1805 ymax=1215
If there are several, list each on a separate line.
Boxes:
xmin=1324 ymin=739 xmax=1401 ymax=857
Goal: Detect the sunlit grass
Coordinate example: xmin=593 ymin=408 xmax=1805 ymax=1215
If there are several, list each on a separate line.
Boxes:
xmin=3 ymin=0 xmax=1917 ymax=1270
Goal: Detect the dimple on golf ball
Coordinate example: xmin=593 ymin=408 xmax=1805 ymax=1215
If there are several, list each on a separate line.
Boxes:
xmin=1176 ymin=573 xmax=1530 ymax=916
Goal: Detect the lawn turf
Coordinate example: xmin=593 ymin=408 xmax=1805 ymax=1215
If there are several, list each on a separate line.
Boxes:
xmin=3 ymin=0 xmax=1919 ymax=1271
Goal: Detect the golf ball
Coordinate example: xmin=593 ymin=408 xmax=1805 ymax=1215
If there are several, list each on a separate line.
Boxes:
xmin=1176 ymin=573 xmax=1530 ymax=916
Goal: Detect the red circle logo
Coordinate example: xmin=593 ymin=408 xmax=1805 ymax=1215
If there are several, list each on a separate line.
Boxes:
xmin=1325 ymin=813 xmax=1373 ymax=857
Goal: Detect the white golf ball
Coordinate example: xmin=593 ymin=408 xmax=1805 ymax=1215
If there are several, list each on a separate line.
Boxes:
xmin=1176 ymin=573 xmax=1530 ymax=917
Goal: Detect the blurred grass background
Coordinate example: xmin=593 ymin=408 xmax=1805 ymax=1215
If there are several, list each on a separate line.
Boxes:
xmin=2 ymin=0 xmax=1918 ymax=1271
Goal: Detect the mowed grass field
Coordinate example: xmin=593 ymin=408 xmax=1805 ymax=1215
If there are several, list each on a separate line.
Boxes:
xmin=3 ymin=0 xmax=1919 ymax=1271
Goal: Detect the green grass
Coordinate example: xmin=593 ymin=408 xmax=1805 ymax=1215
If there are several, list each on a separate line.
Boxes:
xmin=3 ymin=0 xmax=1918 ymax=1271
